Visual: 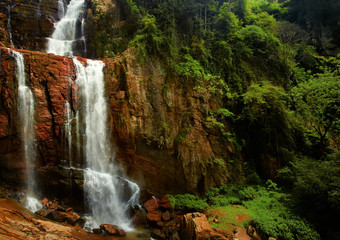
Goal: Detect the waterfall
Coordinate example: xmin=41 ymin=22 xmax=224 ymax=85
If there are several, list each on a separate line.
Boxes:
xmin=46 ymin=0 xmax=86 ymax=56
xmin=58 ymin=0 xmax=65 ymax=18
xmin=81 ymin=18 xmax=87 ymax=54
xmin=73 ymin=58 xmax=140 ymax=230
xmin=46 ymin=0 xmax=140 ymax=230
xmin=37 ymin=0 xmax=42 ymax=18
xmin=64 ymin=101 xmax=73 ymax=166
xmin=6 ymin=5 xmax=15 ymax=47
xmin=8 ymin=49 xmax=42 ymax=212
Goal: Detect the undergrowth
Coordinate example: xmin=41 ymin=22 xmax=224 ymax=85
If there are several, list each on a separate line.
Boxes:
xmin=168 ymin=181 xmax=320 ymax=240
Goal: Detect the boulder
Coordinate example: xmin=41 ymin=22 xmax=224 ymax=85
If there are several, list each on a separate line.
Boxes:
xmin=144 ymin=198 xmax=160 ymax=212
xmin=35 ymin=208 xmax=51 ymax=217
xmin=162 ymin=211 xmax=171 ymax=222
xmin=92 ymin=228 xmax=102 ymax=234
xmin=46 ymin=210 xmax=84 ymax=227
xmin=150 ymin=228 xmax=166 ymax=240
xmin=247 ymin=225 xmax=262 ymax=240
xmin=100 ymin=224 xmax=126 ymax=237
xmin=180 ymin=212 xmax=228 ymax=240
xmin=0 ymin=198 xmax=105 ymax=240
xmin=132 ymin=209 xmax=148 ymax=227
xmin=41 ymin=197 xmax=49 ymax=208
xmin=147 ymin=210 xmax=162 ymax=222
xmin=159 ymin=195 xmax=172 ymax=210
xmin=234 ymin=227 xmax=251 ymax=240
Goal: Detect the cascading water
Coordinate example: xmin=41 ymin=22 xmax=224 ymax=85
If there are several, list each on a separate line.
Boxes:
xmin=6 ymin=5 xmax=15 ymax=47
xmin=81 ymin=18 xmax=87 ymax=54
xmin=47 ymin=0 xmax=140 ymax=230
xmin=8 ymin=49 xmax=41 ymax=212
xmin=64 ymin=101 xmax=73 ymax=166
xmin=37 ymin=0 xmax=42 ymax=18
xmin=58 ymin=0 xmax=65 ymax=18
xmin=73 ymin=58 xmax=140 ymax=230
xmin=47 ymin=0 xmax=85 ymax=56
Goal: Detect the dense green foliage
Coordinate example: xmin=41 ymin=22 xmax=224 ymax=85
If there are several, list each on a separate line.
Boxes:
xmin=92 ymin=0 xmax=339 ymax=239
xmin=167 ymin=194 xmax=209 ymax=212
xmin=171 ymin=183 xmax=320 ymax=240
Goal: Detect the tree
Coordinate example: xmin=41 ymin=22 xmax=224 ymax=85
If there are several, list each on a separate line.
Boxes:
xmin=290 ymin=75 xmax=340 ymax=156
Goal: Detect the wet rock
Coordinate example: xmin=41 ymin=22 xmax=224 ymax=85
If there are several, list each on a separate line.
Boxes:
xmin=92 ymin=228 xmax=102 ymax=234
xmin=169 ymin=231 xmax=180 ymax=240
xmin=100 ymin=224 xmax=126 ymax=237
xmin=136 ymin=232 xmax=150 ymax=239
xmin=162 ymin=211 xmax=171 ymax=221
xmin=46 ymin=211 xmax=83 ymax=226
xmin=41 ymin=197 xmax=49 ymax=208
xmin=35 ymin=208 xmax=51 ymax=217
xmin=0 ymin=44 xmax=242 ymax=198
xmin=144 ymin=198 xmax=160 ymax=212
xmin=159 ymin=195 xmax=172 ymax=210
xmin=147 ymin=210 xmax=162 ymax=222
xmin=133 ymin=209 xmax=148 ymax=227
xmin=150 ymin=228 xmax=166 ymax=240
xmin=0 ymin=198 xmax=104 ymax=239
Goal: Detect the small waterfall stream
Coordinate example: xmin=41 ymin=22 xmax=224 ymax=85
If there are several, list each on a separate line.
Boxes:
xmin=58 ymin=0 xmax=65 ymax=18
xmin=47 ymin=0 xmax=85 ymax=56
xmin=8 ymin=49 xmax=41 ymax=212
xmin=73 ymin=58 xmax=140 ymax=230
xmin=64 ymin=102 xmax=73 ymax=166
xmin=6 ymin=5 xmax=15 ymax=47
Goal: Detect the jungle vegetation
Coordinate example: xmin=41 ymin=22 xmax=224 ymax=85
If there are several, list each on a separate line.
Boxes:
xmin=93 ymin=0 xmax=340 ymax=239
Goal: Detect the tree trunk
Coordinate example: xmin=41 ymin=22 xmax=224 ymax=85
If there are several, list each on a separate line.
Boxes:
xmin=204 ymin=4 xmax=207 ymax=30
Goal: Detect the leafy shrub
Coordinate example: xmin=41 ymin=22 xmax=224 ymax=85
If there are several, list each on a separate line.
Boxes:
xmin=167 ymin=194 xmax=208 ymax=212
xmin=206 ymin=184 xmax=319 ymax=240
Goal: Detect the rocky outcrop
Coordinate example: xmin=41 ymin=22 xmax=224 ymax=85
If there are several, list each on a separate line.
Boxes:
xmin=106 ymin=50 xmax=244 ymax=194
xmin=0 ymin=0 xmax=97 ymax=57
xmin=0 ymin=198 xmax=110 ymax=240
xmin=0 ymin=45 xmax=242 ymax=200
xmin=100 ymin=224 xmax=126 ymax=237
xmin=0 ymin=0 xmax=59 ymax=51
xmin=36 ymin=197 xmax=86 ymax=227
xmin=180 ymin=212 xmax=229 ymax=240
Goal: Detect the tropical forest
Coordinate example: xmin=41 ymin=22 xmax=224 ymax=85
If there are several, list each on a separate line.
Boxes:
xmin=0 ymin=0 xmax=339 ymax=239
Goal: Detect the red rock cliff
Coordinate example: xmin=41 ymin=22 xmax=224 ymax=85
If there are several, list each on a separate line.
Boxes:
xmin=0 ymin=46 xmax=243 ymax=199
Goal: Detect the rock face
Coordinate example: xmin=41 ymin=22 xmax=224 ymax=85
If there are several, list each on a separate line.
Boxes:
xmin=0 ymin=198 xmax=109 ymax=240
xmin=0 ymin=0 xmax=244 ymax=198
xmin=0 ymin=0 xmax=58 ymax=51
xmin=0 ymin=0 xmax=98 ymax=57
xmin=106 ymin=51 xmax=244 ymax=194
xmin=0 ymin=45 xmax=243 ymax=199
xmin=36 ymin=197 xmax=85 ymax=227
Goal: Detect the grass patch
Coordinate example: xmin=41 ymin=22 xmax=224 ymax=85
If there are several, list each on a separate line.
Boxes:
xmin=207 ymin=205 xmax=251 ymax=232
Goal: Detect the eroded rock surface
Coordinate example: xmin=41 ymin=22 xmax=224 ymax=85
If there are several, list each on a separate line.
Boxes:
xmin=180 ymin=212 xmax=228 ymax=240
xmin=0 ymin=46 xmax=242 ymax=199
xmin=0 ymin=198 xmax=112 ymax=240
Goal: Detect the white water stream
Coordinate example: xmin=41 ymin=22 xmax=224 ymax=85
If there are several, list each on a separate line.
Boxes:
xmin=64 ymin=101 xmax=72 ymax=166
xmin=47 ymin=0 xmax=85 ymax=56
xmin=73 ymin=58 xmax=140 ymax=230
xmin=6 ymin=5 xmax=15 ymax=47
xmin=46 ymin=0 xmax=140 ymax=230
xmin=8 ymin=49 xmax=42 ymax=212
xmin=58 ymin=0 xmax=65 ymax=18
